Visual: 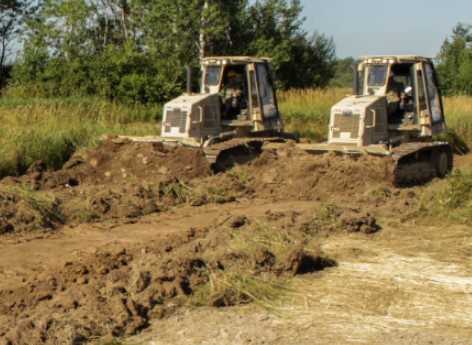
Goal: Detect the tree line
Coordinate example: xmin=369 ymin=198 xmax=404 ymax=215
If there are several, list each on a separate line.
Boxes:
xmin=0 ymin=0 xmax=336 ymax=104
xmin=1 ymin=1 xmax=471 ymax=103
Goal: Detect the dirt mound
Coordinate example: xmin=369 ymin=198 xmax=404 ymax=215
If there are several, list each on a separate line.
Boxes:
xmin=247 ymin=146 xmax=395 ymax=200
xmin=0 ymin=139 xmax=215 ymax=230
xmin=0 ymin=209 xmax=335 ymax=344
xmin=0 ymin=139 xmax=430 ymax=343
xmin=0 ymin=140 xmax=417 ymax=235
xmin=34 ymin=137 xmax=211 ymax=189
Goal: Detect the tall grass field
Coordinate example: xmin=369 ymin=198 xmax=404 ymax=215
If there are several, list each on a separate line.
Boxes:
xmin=0 ymin=89 xmax=471 ymax=178
xmin=0 ymin=97 xmax=161 ymax=177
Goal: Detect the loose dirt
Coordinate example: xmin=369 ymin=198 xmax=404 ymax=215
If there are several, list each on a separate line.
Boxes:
xmin=0 ymin=138 xmax=470 ymax=344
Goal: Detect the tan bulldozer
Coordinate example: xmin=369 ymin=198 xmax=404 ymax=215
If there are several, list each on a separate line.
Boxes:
xmin=116 ymin=55 xmax=452 ymax=186
xmin=116 ymin=56 xmax=298 ymax=171
xmin=268 ymin=55 xmax=453 ymax=185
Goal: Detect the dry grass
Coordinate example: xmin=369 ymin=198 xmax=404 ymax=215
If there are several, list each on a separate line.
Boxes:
xmin=277 ymin=223 xmax=472 ymax=343
xmin=0 ymin=98 xmax=159 ymax=177
xmin=443 ymin=95 xmax=472 ymax=148
xmin=278 ymin=88 xmax=348 ymax=141
xmin=190 ymin=269 xmax=289 ymax=310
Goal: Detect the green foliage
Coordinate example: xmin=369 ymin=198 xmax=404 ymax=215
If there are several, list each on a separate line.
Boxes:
xmin=8 ymin=0 xmax=337 ymax=101
xmin=330 ymin=57 xmax=356 ymax=88
xmin=436 ymin=23 xmax=472 ymax=96
xmin=420 ymin=169 xmax=472 ymax=224
xmin=243 ymin=0 xmax=336 ymax=89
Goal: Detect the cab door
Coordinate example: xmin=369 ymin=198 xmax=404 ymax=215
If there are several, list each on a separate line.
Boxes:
xmin=247 ymin=63 xmax=262 ymax=121
xmin=423 ymin=62 xmax=447 ymax=133
xmin=255 ymin=63 xmax=279 ymax=119
xmin=414 ymin=62 xmax=447 ymax=134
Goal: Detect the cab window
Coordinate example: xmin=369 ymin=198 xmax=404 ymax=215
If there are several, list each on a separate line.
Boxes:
xmin=367 ymin=65 xmax=388 ymax=86
xmin=204 ymin=65 xmax=221 ymax=86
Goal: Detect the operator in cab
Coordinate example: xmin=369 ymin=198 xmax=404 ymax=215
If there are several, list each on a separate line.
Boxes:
xmin=221 ymin=70 xmax=244 ymax=119
xmin=386 ymin=71 xmax=406 ymax=123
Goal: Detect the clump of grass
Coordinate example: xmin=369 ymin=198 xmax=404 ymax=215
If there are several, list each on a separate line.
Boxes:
xmin=160 ymin=181 xmax=191 ymax=203
xmin=372 ymin=186 xmax=392 ymax=198
xmin=191 ymin=269 xmax=288 ymax=309
xmin=303 ymin=202 xmax=343 ymax=237
xmin=227 ymin=165 xmax=251 ymax=187
xmin=189 ymin=184 xmax=234 ymax=205
xmin=231 ymin=220 xmax=297 ymax=266
xmin=0 ymin=185 xmax=64 ymax=229
xmin=160 ymin=181 xmax=233 ymax=206
xmin=186 ymin=220 xmax=298 ymax=309
xmin=419 ymin=169 xmax=472 ymax=224
xmin=70 ymin=197 xmax=102 ymax=223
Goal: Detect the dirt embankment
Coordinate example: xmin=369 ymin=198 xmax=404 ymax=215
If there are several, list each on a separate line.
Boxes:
xmin=0 ymin=138 xmax=441 ymax=344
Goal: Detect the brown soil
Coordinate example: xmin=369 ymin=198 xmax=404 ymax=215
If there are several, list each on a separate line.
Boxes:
xmin=0 ymin=138 xmax=471 ymax=344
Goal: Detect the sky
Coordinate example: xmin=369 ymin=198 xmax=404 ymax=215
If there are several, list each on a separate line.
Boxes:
xmin=300 ymin=0 xmax=472 ymax=59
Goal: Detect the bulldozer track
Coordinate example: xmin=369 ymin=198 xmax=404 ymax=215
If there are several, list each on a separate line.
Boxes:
xmin=391 ymin=142 xmax=453 ymax=186
xmin=204 ymin=137 xmax=285 ymax=171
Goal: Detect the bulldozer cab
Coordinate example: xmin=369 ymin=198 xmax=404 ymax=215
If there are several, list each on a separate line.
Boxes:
xmin=202 ymin=56 xmax=280 ymax=123
xmin=359 ymin=56 xmax=447 ymax=137
xmin=161 ymin=57 xmax=284 ymax=145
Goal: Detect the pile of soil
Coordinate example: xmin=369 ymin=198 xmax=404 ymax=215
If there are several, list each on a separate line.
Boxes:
xmin=0 ymin=138 xmax=427 ymax=343
xmin=0 ymin=209 xmax=337 ymax=344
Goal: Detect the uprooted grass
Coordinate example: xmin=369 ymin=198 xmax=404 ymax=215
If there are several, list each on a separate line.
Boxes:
xmin=186 ymin=220 xmax=296 ymax=309
xmin=186 ymin=218 xmax=334 ymax=310
xmin=189 ymin=269 xmax=290 ymax=310
xmin=230 ymin=220 xmax=298 ymax=267
xmin=0 ymin=184 xmax=64 ymax=229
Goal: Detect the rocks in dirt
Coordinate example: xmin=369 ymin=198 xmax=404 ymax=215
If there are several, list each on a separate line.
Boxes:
xmin=340 ymin=212 xmax=378 ymax=234
xmin=288 ymin=247 xmax=337 ymax=275
xmin=229 ymin=215 xmax=248 ymax=228
xmin=0 ymin=219 xmax=14 ymax=235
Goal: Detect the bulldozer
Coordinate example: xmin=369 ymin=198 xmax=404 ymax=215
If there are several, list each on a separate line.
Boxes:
xmin=283 ymin=55 xmax=454 ymax=185
xmin=118 ymin=56 xmax=297 ymax=171
xmin=117 ymin=54 xmax=452 ymax=186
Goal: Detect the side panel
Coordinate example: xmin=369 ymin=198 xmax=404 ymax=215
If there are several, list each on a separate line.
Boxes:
xmin=328 ymin=96 xmax=388 ymax=146
xmin=161 ymin=94 xmax=222 ymax=140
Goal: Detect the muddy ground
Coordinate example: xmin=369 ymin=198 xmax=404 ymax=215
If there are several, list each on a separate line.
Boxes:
xmin=0 ymin=138 xmax=471 ymax=344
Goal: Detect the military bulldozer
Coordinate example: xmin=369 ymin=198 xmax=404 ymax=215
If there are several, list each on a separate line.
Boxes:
xmin=289 ymin=55 xmax=454 ymax=185
xmin=118 ymin=56 xmax=297 ymax=170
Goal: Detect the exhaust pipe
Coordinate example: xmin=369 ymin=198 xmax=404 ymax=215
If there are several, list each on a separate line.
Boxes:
xmin=184 ymin=65 xmax=192 ymax=94
xmin=351 ymin=64 xmax=358 ymax=95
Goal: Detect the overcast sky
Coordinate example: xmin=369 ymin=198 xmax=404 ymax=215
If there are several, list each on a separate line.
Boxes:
xmin=300 ymin=0 xmax=472 ymax=59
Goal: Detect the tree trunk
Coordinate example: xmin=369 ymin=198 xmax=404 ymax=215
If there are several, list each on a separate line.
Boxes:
xmin=199 ymin=0 xmax=209 ymax=70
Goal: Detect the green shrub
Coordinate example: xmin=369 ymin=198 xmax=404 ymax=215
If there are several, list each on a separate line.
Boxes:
xmin=420 ymin=169 xmax=472 ymax=224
